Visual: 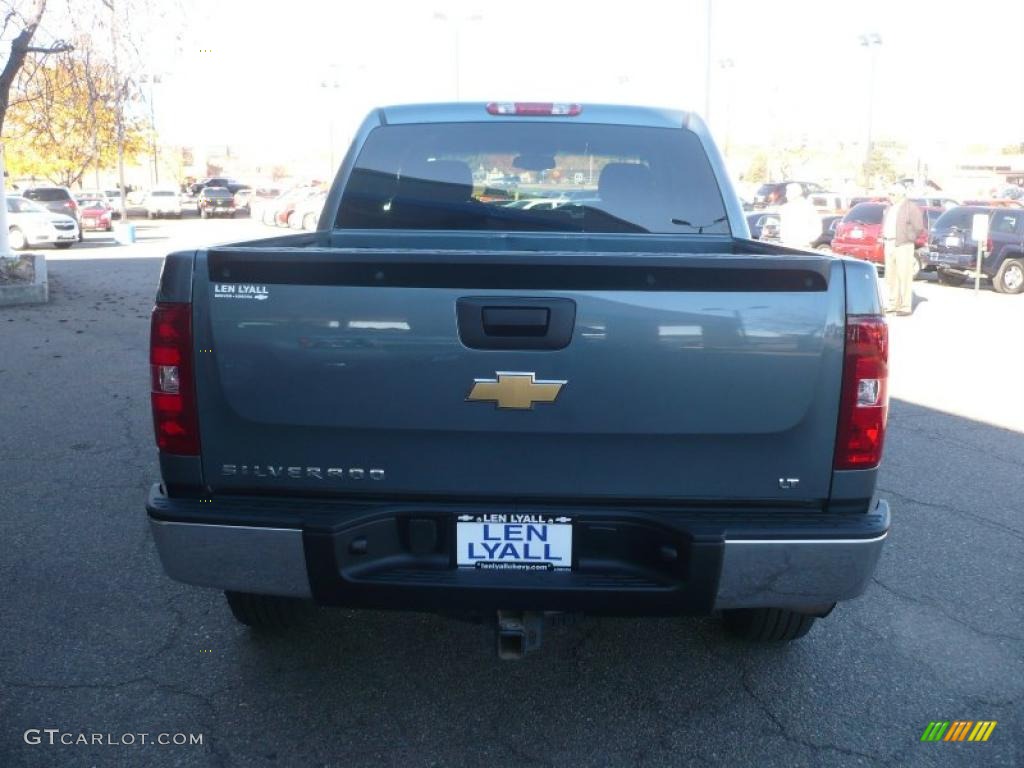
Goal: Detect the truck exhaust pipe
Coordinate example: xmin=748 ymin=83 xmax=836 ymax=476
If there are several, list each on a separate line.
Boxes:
xmin=496 ymin=610 xmax=544 ymax=660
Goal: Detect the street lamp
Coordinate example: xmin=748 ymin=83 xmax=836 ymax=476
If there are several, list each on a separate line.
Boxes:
xmin=320 ymin=76 xmax=340 ymax=178
xmin=859 ymin=32 xmax=883 ymax=187
xmin=718 ymin=57 xmax=735 ymax=156
xmin=432 ymin=12 xmax=483 ymax=101
xmin=139 ymin=73 xmax=163 ymax=186
xmin=704 ymin=0 xmax=713 ymax=121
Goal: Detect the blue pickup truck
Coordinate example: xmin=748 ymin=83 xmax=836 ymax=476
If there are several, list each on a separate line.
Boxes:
xmin=146 ymin=103 xmax=891 ymax=655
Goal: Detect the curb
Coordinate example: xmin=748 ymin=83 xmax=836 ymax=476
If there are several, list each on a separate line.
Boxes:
xmin=0 ymin=253 xmax=48 ymax=307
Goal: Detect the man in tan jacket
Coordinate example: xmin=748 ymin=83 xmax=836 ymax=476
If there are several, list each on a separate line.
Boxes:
xmin=882 ymin=186 xmax=926 ymax=315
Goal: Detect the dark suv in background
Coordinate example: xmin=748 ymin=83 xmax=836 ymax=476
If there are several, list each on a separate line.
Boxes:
xmin=197 ymin=186 xmax=237 ymax=218
xmin=190 ymin=177 xmax=248 ymax=195
xmin=752 ymin=180 xmax=826 ymax=208
xmin=926 ymin=206 xmax=1024 ymax=293
xmin=22 ymin=186 xmax=82 ymax=239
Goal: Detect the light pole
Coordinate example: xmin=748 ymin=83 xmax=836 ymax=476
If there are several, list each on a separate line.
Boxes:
xmin=139 ymin=74 xmax=162 ymax=186
xmin=718 ymin=57 xmax=735 ymax=156
xmin=433 ymin=12 xmax=483 ymax=101
xmin=859 ymin=32 xmax=882 ymax=188
xmin=704 ymin=0 xmax=713 ymax=121
xmin=320 ymin=75 xmax=340 ymax=179
xmin=109 ymin=0 xmax=128 ymax=222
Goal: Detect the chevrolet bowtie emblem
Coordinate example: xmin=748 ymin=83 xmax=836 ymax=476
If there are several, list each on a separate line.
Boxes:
xmin=467 ymin=371 xmax=567 ymax=410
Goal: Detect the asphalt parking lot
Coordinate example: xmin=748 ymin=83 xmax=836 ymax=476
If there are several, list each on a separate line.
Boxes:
xmin=0 ymin=219 xmax=1021 ymax=767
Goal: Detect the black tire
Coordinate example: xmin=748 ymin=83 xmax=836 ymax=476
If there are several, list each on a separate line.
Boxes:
xmin=992 ymin=258 xmax=1024 ymax=295
xmin=936 ymin=269 xmax=967 ymax=287
xmin=722 ymin=607 xmax=816 ymax=642
xmin=224 ymin=591 xmax=307 ymax=630
xmin=54 ymin=242 xmax=73 ymax=249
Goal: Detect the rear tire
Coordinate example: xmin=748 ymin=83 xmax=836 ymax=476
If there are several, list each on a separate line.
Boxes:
xmin=992 ymin=258 xmax=1024 ymax=294
xmin=936 ymin=269 xmax=967 ymax=287
xmin=722 ymin=607 xmax=816 ymax=642
xmin=224 ymin=591 xmax=307 ymax=630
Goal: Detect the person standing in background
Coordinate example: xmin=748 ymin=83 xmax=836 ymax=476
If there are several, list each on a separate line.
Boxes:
xmin=778 ymin=183 xmax=821 ymax=249
xmin=882 ymin=185 xmax=926 ymax=316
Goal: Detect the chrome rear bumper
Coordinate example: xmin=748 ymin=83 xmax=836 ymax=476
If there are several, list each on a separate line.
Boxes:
xmin=149 ymin=499 xmax=889 ymax=611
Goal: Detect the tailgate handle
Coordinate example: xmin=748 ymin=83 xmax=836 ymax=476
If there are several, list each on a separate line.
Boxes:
xmin=457 ymin=297 xmax=576 ymax=350
xmin=482 ymin=307 xmax=549 ymax=337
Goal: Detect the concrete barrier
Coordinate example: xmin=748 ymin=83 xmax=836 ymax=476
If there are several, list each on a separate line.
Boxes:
xmin=114 ymin=222 xmax=137 ymax=244
xmin=0 ymin=253 xmax=48 ymax=307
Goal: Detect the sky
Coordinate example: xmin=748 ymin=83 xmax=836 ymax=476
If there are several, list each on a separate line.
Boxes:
xmin=24 ymin=0 xmax=1024 ymax=173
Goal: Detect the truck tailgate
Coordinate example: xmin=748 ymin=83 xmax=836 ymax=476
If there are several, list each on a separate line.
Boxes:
xmin=194 ymin=248 xmax=845 ymax=503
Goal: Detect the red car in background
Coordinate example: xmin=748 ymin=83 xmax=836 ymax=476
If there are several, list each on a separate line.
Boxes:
xmin=831 ymin=202 xmax=941 ymax=274
xmin=76 ymin=197 xmax=114 ymax=232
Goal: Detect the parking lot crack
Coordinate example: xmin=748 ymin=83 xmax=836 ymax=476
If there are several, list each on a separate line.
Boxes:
xmin=871 ymin=577 xmax=1024 ymax=644
xmin=891 ymin=423 xmax=1024 ymax=471
xmin=738 ymin=671 xmax=890 ymax=764
xmin=877 ymin=487 xmax=1024 ymax=540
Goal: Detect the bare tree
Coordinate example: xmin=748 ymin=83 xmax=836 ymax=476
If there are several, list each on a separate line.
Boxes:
xmin=0 ymin=0 xmax=71 ymax=133
xmin=0 ymin=0 xmax=72 ymax=256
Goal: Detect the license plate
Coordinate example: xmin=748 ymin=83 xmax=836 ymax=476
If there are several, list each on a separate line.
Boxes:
xmin=456 ymin=514 xmax=572 ymax=571
xmin=944 ymin=235 xmax=961 ymax=247
xmin=851 ymin=228 xmax=863 ymax=239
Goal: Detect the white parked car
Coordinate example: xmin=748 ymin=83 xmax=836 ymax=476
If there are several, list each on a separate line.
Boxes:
xmin=143 ymin=188 xmax=182 ymax=218
xmin=289 ymin=190 xmax=328 ymax=230
xmin=5 ymin=195 xmax=80 ymax=249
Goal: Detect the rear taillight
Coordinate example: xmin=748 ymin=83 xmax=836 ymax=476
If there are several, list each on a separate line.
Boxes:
xmin=834 ymin=315 xmax=888 ymax=470
xmin=150 ymin=302 xmax=200 ymax=455
xmin=486 ymin=102 xmax=582 ymax=116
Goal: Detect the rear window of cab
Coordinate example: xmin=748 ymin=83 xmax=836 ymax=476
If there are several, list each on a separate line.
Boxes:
xmin=337 ymin=121 xmax=730 ymax=235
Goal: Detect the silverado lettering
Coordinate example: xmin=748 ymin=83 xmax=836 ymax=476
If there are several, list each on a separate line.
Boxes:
xmin=220 ymin=464 xmax=384 ymax=480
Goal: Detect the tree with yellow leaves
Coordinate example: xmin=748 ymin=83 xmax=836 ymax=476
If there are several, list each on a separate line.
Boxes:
xmin=5 ymin=47 xmax=148 ymax=187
